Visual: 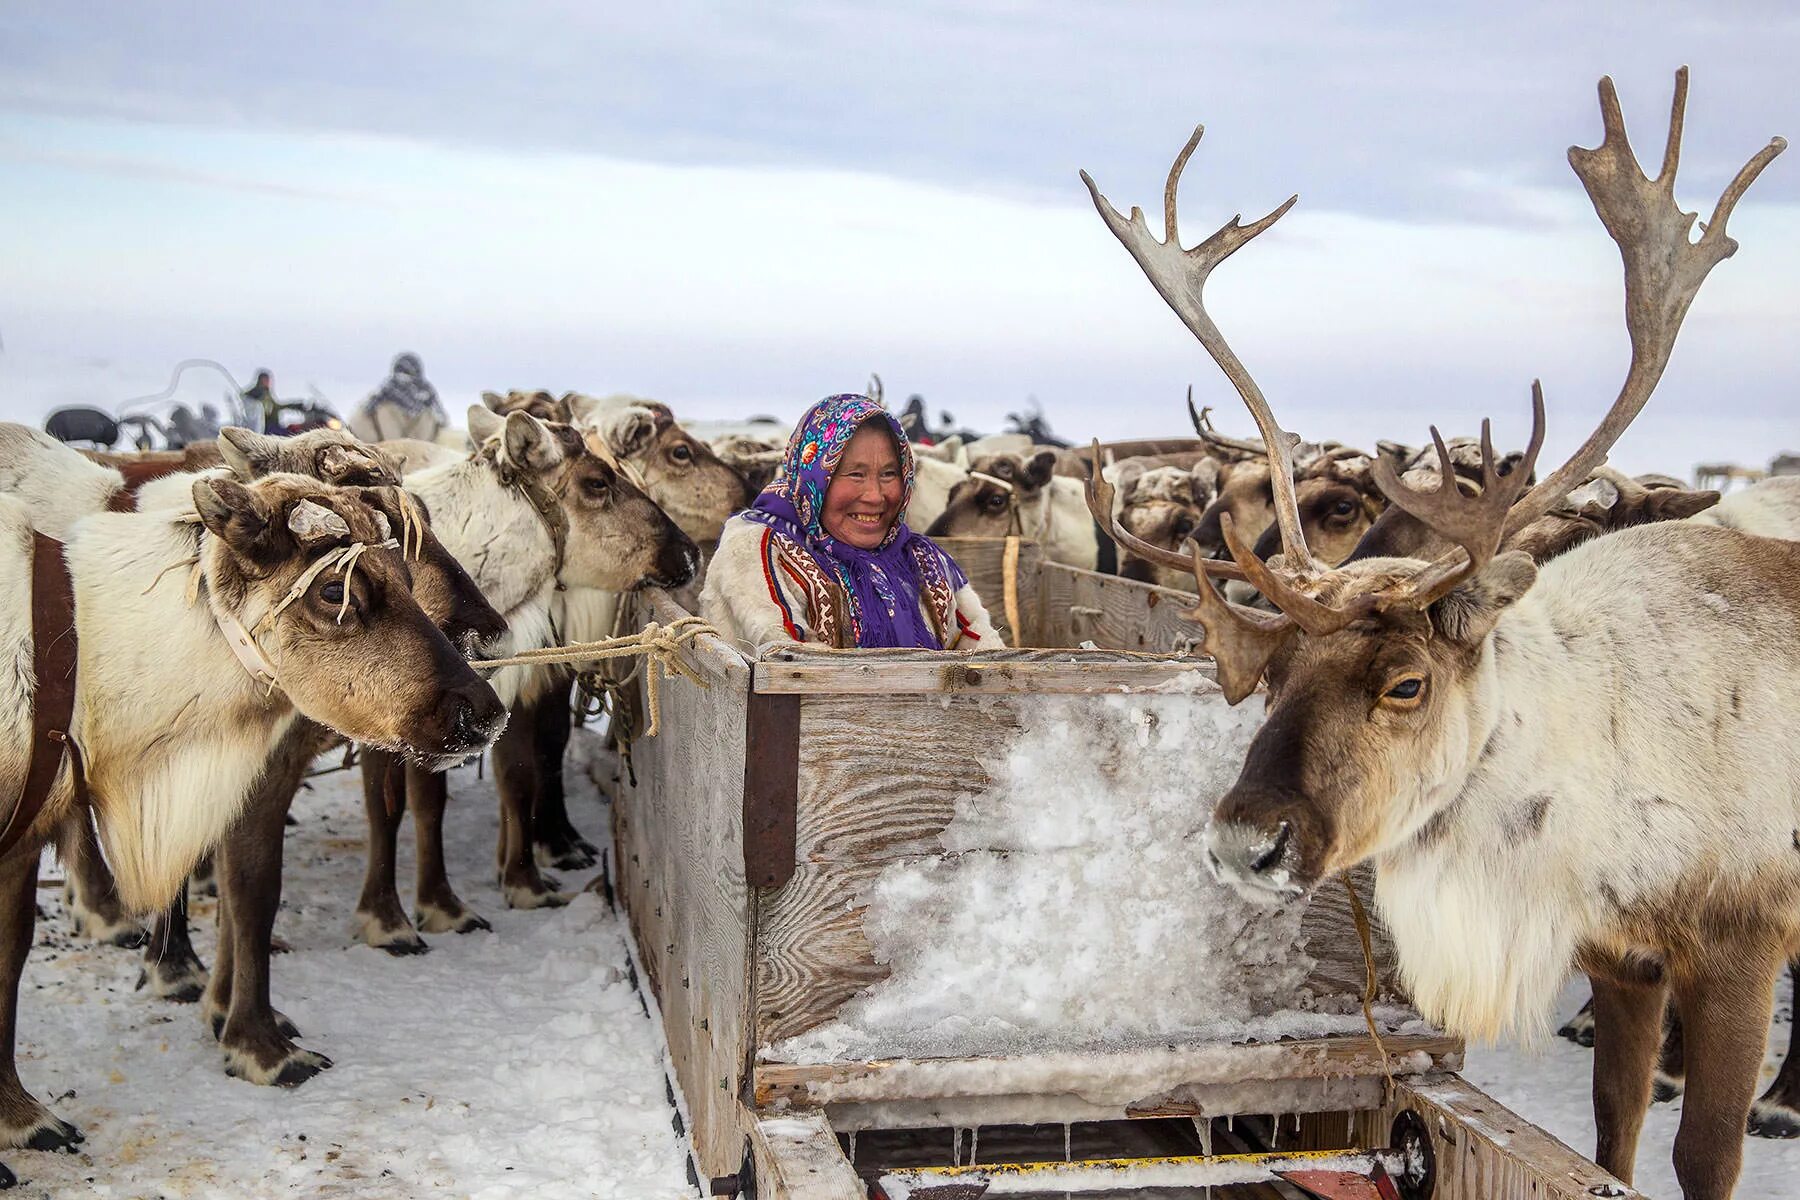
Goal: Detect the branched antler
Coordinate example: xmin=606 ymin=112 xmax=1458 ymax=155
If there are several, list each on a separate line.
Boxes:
xmin=1504 ymin=68 xmax=1785 ymax=535
xmin=1179 ymin=539 xmax=1298 ymax=704
xmin=1187 ymin=386 xmax=1265 ymax=457
xmin=1082 ymin=129 xmax=1312 ymax=567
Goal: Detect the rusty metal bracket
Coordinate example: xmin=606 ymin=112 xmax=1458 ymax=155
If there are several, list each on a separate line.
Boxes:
xmin=742 ymin=691 xmax=800 ymax=889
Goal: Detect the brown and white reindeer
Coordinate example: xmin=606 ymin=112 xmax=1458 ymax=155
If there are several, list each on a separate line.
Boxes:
xmin=925 ymin=450 xmax=1102 ymax=568
xmin=1080 ymin=72 xmax=1787 ymax=1198
xmin=0 ymin=475 xmax=506 ymax=1158
xmin=353 ymin=405 xmax=697 ymax=952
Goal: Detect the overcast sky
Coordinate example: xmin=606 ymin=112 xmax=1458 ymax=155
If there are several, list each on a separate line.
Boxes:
xmin=2 ymin=2 xmax=1796 ymax=474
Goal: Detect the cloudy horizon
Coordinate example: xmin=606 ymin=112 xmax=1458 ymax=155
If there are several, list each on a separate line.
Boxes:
xmin=3 ymin=2 xmax=1796 ymax=476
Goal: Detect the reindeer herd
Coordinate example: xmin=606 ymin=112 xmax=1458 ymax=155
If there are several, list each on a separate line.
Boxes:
xmin=0 ymin=68 xmax=1791 ymax=1200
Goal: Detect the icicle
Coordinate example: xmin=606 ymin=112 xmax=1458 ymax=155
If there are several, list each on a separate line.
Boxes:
xmin=1063 ymin=1122 xmax=1072 ymax=1163
xmin=847 ymin=1130 xmax=857 ymax=1166
xmin=1194 ymin=1117 xmax=1213 ymax=1158
xmin=1226 ymin=1114 xmax=1234 ymax=1135
xmin=969 ymin=1125 xmax=979 ymax=1166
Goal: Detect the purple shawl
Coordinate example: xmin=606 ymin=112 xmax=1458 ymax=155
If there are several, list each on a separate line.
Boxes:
xmin=740 ymin=394 xmax=968 ymax=649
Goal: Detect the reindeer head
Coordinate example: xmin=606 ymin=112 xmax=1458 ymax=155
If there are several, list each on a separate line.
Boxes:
xmin=354 ymin=486 xmax=508 ymax=656
xmin=216 ymin=426 xmax=401 ymax=488
xmin=925 ymin=450 xmax=1059 ymax=537
xmin=1113 ymin=459 xmax=1219 ymax=587
xmin=480 ymin=389 xmax=574 ymax=424
xmin=1081 ymin=70 xmax=1782 ymax=900
xmin=193 ymin=474 xmax=506 ymax=768
xmin=568 ymin=395 xmax=752 ymax=543
xmin=466 ymin=405 xmax=698 ymax=593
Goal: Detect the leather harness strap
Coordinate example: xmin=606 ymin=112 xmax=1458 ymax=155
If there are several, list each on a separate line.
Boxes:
xmin=0 ymin=533 xmax=81 ymax=861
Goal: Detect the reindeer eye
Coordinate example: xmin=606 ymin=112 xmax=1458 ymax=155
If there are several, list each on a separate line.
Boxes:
xmin=1383 ymin=677 xmax=1425 ymax=703
xmin=981 ymin=493 xmax=1008 ymax=512
xmin=1172 ymin=517 xmax=1194 ymax=539
xmin=582 ymin=475 xmax=611 ymax=499
xmin=320 ymin=582 xmax=345 ymax=605
xmin=670 ymin=444 xmax=693 ymax=464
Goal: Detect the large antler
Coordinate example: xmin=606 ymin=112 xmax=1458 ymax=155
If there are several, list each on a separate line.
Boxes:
xmin=1083 ymin=439 xmax=1246 ymax=582
xmin=1082 ymin=129 xmax=1314 ymax=569
xmin=1503 ymin=68 xmax=1784 ymax=536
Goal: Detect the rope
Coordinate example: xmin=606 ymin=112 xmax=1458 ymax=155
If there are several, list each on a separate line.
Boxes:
xmin=1343 ymin=875 xmax=1394 ymax=1086
xmin=473 ymin=618 xmax=718 ymax=739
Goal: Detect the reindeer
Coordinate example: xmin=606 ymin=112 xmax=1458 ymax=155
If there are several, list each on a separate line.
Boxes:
xmin=0 ymin=476 xmax=505 ymax=1156
xmin=1080 ymin=72 xmax=1786 ymax=1198
xmin=353 ymin=405 xmax=697 ymax=952
xmin=925 ymin=450 xmax=1101 ymax=568
xmin=1110 ymin=457 xmax=1220 ymax=588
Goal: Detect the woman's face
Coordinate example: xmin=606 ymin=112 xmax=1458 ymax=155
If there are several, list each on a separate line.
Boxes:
xmin=822 ymin=422 xmax=904 ymax=549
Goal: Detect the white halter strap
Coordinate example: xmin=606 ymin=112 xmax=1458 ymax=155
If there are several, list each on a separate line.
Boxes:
xmin=209 ymin=538 xmax=399 ymax=692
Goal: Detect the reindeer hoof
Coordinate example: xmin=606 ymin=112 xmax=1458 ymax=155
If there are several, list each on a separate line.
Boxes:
xmin=135 ymin=966 xmax=205 ymax=1005
xmin=1750 ymin=1099 xmax=1800 ymax=1139
xmin=274 ymin=1010 xmax=302 ymax=1040
xmin=415 ymin=903 xmax=491 ymax=935
xmin=503 ymin=882 xmax=572 ymax=911
xmin=536 ymin=840 xmax=598 ymax=871
xmin=273 ymin=1053 xmax=333 ymax=1088
xmin=379 ymin=938 xmax=430 ymax=957
xmin=1557 ymin=1004 xmax=1596 ymax=1048
xmin=353 ymin=911 xmax=428 ymax=956
xmin=21 ymin=1115 xmax=83 ymax=1154
xmin=223 ymin=1045 xmax=332 ymax=1088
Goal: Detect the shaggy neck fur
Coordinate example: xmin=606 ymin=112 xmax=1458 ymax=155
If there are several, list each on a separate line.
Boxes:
xmin=1373 ymin=524 xmax=1800 ymax=1043
xmin=62 ymin=511 xmax=301 ymax=912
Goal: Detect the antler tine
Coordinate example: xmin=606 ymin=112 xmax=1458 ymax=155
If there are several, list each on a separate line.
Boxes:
xmin=1081 ymin=127 xmax=1312 ymax=568
xmin=1372 ymin=384 xmax=1546 ymax=608
xmin=1179 ymin=536 xmax=1298 ymax=704
xmin=1505 ymin=68 xmax=1785 ymax=536
xmin=1083 ymin=439 xmax=1247 ymax=582
xmin=1219 ymin=513 xmax=1374 ymax=637
xmin=1188 ymin=385 xmax=1266 ymax=456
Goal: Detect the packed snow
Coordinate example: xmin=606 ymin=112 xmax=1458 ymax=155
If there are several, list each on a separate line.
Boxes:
xmin=765 ymin=683 xmax=1391 ymax=1064
xmin=5 ymin=731 xmax=693 ymax=1200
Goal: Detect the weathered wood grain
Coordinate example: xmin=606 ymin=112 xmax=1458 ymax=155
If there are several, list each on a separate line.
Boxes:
xmin=755 ymin=860 xmax=890 ymax=1047
xmin=931 ymin=535 xmax=1045 ymax=646
xmin=753 ymin=1033 xmax=1463 ymax=1109
xmin=754 ymin=656 xmax=1214 ymax=695
xmin=748 ymin=1111 xmax=863 ymax=1200
xmin=1358 ymin=1073 xmax=1642 ymax=1199
xmin=611 ymin=588 xmax=757 ymax=1179
xmin=1039 ymin=562 xmax=1217 ymax=657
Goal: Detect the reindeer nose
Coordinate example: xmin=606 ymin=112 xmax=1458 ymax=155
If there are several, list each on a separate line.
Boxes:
xmin=1203 ymin=817 xmax=1302 ymax=903
xmin=448 ymin=679 xmax=506 ymax=751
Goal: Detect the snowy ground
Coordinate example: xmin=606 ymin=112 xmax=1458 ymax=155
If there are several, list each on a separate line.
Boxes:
xmin=6 ymin=731 xmax=1796 ymax=1199
xmin=1466 ymin=976 xmax=1799 ymax=1200
xmin=6 ymin=734 xmax=694 ymax=1200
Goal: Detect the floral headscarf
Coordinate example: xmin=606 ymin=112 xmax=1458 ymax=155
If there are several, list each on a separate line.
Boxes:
xmin=741 ymin=394 xmax=967 ymax=648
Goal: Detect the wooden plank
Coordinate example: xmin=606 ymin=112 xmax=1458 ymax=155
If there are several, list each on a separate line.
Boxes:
xmin=748 ymin=1111 xmax=863 ymax=1200
xmin=1039 ymin=562 xmax=1216 ymax=657
xmin=1357 ymin=1073 xmax=1641 ymax=1200
xmin=931 ymin=535 xmax=1044 ymax=646
xmin=754 ymin=1034 xmax=1463 ymax=1110
xmin=611 ymin=587 xmax=758 ymax=1180
xmin=754 ymin=656 xmax=1213 ymax=695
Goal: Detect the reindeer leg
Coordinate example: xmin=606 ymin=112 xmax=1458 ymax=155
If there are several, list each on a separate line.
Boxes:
xmin=188 ymin=850 xmax=217 ymax=899
xmin=495 ymin=706 xmax=568 ymax=910
xmin=1750 ymin=957 xmax=1800 ymax=1138
xmin=1589 ymin=973 xmax=1666 ymax=1184
xmin=134 ymin=885 xmax=207 ymax=1002
xmin=353 ymin=750 xmax=428 ymax=954
xmin=411 ymin=764 xmax=490 ymax=934
xmin=1669 ymin=954 xmax=1782 ymax=1200
xmin=216 ymin=774 xmax=331 ymax=1086
xmin=52 ymin=810 xmax=145 ymax=947
xmin=531 ymin=679 xmax=597 ymax=870
xmin=0 ymin=847 xmax=81 ymax=1152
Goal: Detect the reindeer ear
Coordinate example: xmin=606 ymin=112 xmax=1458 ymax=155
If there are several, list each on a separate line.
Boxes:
xmin=286 ymin=498 xmax=352 ymax=547
xmin=1429 ymin=551 xmax=1538 ymax=646
xmin=216 ymin=427 xmax=279 ymax=478
xmin=467 ymin=405 xmax=504 ymax=444
xmin=194 ymin=478 xmax=280 ymax=560
xmin=1641 ymin=488 xmax=1720 ymax=522
xmin=601 ymin=407 xmax=659 ymax=459
xmin=502 ymin=410 xmax=558 ymax=471
xmin=479 ymin=391 xmax=508 ymax=413
xmin=1190 ymin=457 xmax=1222 ymax=503
xmin=1023 ymin=449 xmax=1058 ymax=490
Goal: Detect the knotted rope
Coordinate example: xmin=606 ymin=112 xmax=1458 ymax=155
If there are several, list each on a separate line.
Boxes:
xmin=472 ymin=617 xmax=719 ymax=739
xmin=1343 ymin=875 xmax=1394 ymax=1086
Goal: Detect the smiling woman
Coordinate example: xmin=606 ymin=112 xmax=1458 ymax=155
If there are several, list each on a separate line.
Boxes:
xmin=700 ymin=393 xmax=1000 ymax=651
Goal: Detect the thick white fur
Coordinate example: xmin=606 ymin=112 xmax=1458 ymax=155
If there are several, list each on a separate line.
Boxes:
xmin=1692 ymin=474 xmax=1800 ymax=538
xmin=1019 ymin=476 xmax=1101 ymax=570
xmin=0 ymin=423 xmax=125 ymax=536
xmin=1368 ymin=523 xmax=1800 ymax=1043
xmin=701 ymin=516 xmax=1001 ymax=655
xmin=909 ymin=456 xmax=968 ymax=533
xmin=0 ymin=499 xmax=302 ymax=912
